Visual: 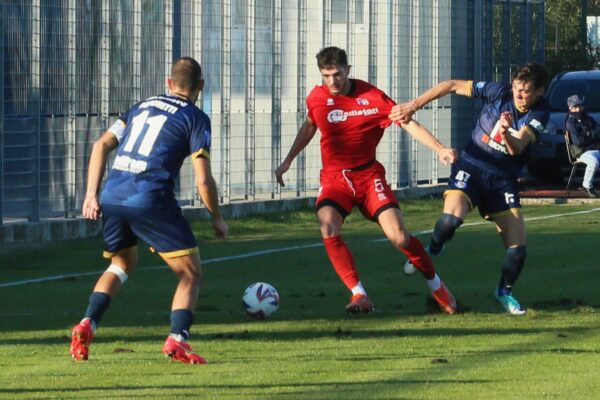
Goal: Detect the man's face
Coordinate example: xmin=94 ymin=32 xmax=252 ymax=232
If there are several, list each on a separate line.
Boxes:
xmin=319 ymin=65 xmax=350 ymax=96
xmin=512 ymin=79 xmax=543 ymax=111
xmin=570 ymin=105 xmax=583 ymax=113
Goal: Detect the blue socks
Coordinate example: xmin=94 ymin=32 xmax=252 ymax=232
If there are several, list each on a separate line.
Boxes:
xmin=498 ymin=246 xmax=527 ymax=295
xmin=170 ymin=309 xmax=194 ymax=341
xmin=84 ymin=292 xmax=111 ymax=328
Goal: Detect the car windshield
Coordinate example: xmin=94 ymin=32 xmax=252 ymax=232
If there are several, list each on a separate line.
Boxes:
xmin=547 ymin=78 xmax=600 ymax=112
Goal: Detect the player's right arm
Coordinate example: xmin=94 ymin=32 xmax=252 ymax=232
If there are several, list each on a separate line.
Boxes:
xmin=193 ymin=155 xmax=228 ymax=239
xmin=389 ymin=80 xmax=472 ymax=124
xmin=82 ymin=130 xmax=119 ymax=220
xmin=401 ymin=119 xmax=457 ymax=165
xmin=275 ymin=117 xmax=318 ymax=187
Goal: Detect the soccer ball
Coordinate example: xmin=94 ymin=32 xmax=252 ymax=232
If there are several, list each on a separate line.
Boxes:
xmin=242 ymin=282 xmax=280 ymax=319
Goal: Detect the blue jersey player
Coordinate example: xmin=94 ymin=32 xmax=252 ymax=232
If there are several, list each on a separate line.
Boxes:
xmin=71 ymin=57 xmax=228 ymax=364
xmin=390 ymin=63 xmax=550 ymax=315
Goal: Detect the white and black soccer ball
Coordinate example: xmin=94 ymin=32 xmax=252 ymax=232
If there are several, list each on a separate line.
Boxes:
xmin=242 ymin=282 xmax=280 ymax=319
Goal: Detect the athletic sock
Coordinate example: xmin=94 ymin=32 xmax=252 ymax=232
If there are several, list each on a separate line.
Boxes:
xmin=83 ymin=291 xmax=111 ymax=329
xmin=351 ymin=282 xmax=367 ymax=296
xmin=497 ymin=284 xmax=513 ymax=296
xmin=428 ymin=238 xmax=444 ymax=256
xmin=170 ymin=309 xmax=194 ymax=341
xmin=399 ymin=236 xmax=436 ymax=280
xmin=499 ymin=246 xmax=526 ymax=292
xmin=426 ymin=274 xmax=441 ymax=291
xmin=323 ymin=236 xmax=360 ymax=290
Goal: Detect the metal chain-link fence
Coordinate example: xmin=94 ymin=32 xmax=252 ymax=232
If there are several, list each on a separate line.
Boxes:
xmin=0 ymin=0 xmax=544 ymax=223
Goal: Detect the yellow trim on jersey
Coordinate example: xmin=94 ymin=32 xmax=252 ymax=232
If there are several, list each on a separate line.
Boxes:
xmin=523 ymin=126 xmax=537 ymax=143
xmin=192 ymin=148 xmax=210 ymax=159
xmin=484 ymin=207 xmax=521 ymax=221
xmin=444 ymin=189 xmax=473 ymax=211
xmin=466 ymin=80 xmax=474 ymax=98
xmin=154 ymin=246 xmax=199 ymax=259
xmin=103 ymin=245 xmax=137 ymax=259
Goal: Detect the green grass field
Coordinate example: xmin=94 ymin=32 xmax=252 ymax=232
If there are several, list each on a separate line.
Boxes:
xmin=1 ymin=200 xmax=599 ymax=399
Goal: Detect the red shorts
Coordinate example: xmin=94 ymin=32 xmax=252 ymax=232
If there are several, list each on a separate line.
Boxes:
xmin=316 ymin=160 xmax=399 ymax=221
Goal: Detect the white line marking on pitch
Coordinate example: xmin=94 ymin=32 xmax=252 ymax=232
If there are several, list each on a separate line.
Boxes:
xmin=2 ymin=207 xmax=599 ymax=288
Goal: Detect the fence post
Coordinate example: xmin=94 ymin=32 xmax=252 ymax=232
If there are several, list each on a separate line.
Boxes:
xmin=296 ymin=0 xmax=306 ymax=197
xmin=0 ymin=4 xmax=4 ymax=225
xmin=220 ymin=0 xmax=231 ymax=204
xmin=133 ymin=2 xmax=141 ymax=103
xmin=66 ymin=0 xmax=77 ymax=218
xmin=431 ymin=0 xmax=439 ymax=185
xmin=190 ymin=0 xmax=203 ymax=206
xmin=100 ymin=0 xmax=110 ymax=129
xmin=322 ymin=0 xmax=331 ymax=47
xmin=271 ymin=0 xmax=281 ymax=199
xmin=502 ymin=0 xmax=511 ymax=81
xmin=30 ymin=0 xmax=41 ymax=222
xmin=368 ymin=0 xmax=377 ymax=86
xmin=245 ymin=0 xmax=255 ymax=201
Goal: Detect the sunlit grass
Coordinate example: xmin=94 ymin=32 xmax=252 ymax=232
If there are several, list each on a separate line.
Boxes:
xmin=1 ymin=201 xmax=599 ymax=399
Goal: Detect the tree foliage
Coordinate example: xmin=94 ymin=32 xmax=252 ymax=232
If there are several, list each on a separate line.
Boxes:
xmin=545 ymin=0 xmax=600 ymax=78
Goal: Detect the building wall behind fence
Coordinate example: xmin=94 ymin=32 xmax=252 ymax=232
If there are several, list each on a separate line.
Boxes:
xmin=0 ymin=0 xmax=544 ymax=224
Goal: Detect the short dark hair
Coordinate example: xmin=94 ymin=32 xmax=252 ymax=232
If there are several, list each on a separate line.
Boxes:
xmin=171 ymin=57 xmax=203 ymax=91
xmin=316 ymin=47 xmax=348 ymax=70
xmin=511 ymin=63 xmax=549 ymax=90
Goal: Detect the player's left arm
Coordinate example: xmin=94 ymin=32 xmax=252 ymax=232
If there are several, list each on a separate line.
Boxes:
xmin=82 ymin=130 xmax=119 ymax=220
xmin=401 ymin=119 xmax=458 ymax=165
xmin=500 ymin=127 xmax=532 ymax=156
xmin=500 ymin=111 xmax=545 ymax=156
xmin=192 ymin=155 xmax=228 ymax=239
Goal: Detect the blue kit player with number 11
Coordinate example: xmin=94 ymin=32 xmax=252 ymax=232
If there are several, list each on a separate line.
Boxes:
xmin=70 ymin=57 xmax=228 ymax=364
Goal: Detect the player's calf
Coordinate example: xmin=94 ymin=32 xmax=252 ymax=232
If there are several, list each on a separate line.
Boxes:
xmin=430 ymin=213 xmax=463 ymax=255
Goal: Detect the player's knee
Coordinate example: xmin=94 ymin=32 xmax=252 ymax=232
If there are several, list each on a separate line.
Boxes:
xmin=319 ymin=221 xmax=341 ymax=238
xmin=389 ymin=230 xmax=411 ymax=249
xmin=106 ymin=264 xmax=129 ymax=284
xmin=174 ymin=259 xmax=204 ymax=287
xmin=432 ymin=213 xmax=463 ymax=244
xmin=183 ymin=267 xmax=204 ymax=288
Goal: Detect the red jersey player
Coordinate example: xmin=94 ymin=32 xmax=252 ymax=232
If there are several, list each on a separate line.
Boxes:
xmin=275 ymin=46 xmax=458 ymax=315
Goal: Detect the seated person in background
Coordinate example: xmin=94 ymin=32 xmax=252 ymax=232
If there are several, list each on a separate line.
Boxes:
xmin=565 ymin=94 xmax=600 ymax=198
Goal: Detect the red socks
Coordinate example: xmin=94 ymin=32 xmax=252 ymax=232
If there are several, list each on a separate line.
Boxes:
xmin=400 ymin=236 xmax=436 ymax=280
xmin=324 ymin=235 xmax=435 ymax=287
xmin=323 ymin=236 xmax=359 ymax=290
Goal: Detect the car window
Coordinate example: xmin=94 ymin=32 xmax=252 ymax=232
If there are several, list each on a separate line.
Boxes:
xmin=547 ymin=78 xmax=600 ymax=112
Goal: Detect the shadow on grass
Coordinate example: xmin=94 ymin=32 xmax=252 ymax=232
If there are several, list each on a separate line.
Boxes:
xmin=2 ymin=323 xmax=598 ymax=348
xmin=0 ymin=376 xmax=494 ymax=398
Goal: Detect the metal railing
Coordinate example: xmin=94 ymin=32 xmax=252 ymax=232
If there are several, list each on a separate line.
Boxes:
xmin=0 ymin=0 xmax=545 ymax=224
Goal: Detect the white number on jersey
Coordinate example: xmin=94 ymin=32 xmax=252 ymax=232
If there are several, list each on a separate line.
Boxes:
xmin=504 ymin=192 xmax=515 ymax=205
xmin=123 ymin=111 xmax=168 ymax=156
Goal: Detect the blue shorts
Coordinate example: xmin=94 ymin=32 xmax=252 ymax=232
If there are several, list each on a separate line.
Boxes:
xmin=101 ymin=204 xmax=198 ymax=259
xmin=446 ymin=159 xmax=521 ymax=220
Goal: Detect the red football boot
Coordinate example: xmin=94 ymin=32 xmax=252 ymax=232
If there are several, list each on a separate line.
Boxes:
xmin=162 ymin=336 xmax=208 ymax=365
xmin=345 ymin=294 xmax=375 ymax=315
xmin=431 ymin=282 xmax=457 ymax=314
xmin=70 ymin=319 xmax=95 ymax=361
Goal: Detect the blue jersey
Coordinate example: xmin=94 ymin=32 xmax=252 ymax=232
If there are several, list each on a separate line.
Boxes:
xmin=461 ymin=81 xmax=550 ymax=178
xmin=100 ymin=94 xmax=211 ymax=208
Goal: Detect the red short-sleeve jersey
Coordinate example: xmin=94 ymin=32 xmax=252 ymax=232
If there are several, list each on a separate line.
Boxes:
xmin=306 ymin=79 xmax=395 ymax=170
